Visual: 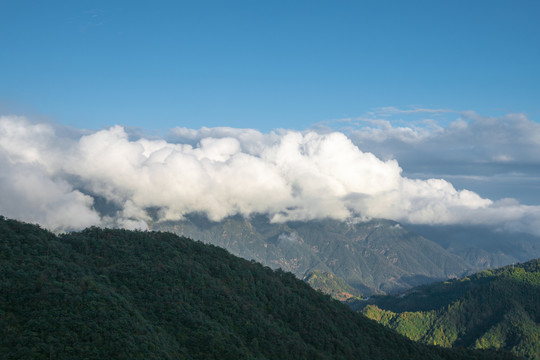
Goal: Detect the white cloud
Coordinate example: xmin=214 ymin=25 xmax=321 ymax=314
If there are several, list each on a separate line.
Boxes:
xmin=350 ymin=118 xmax=441 ymax=144
xmin=351 ymin=111 xmax=540 ymax=163
xmin=0 ymin=154 xmax=100 ymax=231
xmin=371 ymin=106 xmax=453 ymax=117
xmin=1 ymin=114 xmax=540 ymax=235
xmin=278 ymin=232 xmax=301 ymax=243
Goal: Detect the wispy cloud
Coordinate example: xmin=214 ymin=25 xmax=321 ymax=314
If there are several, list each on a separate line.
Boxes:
xmin=348 ymin=110 xmax=540 ymax=204
xmin=370 ymin=106 xmax=454 ymax=117
xmin=1 ymin=114 xmax=539 ymax=235
xmin=349 ymin=111 xmax=540 ymax=165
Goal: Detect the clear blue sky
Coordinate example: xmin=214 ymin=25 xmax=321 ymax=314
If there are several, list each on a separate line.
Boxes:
xmin=1 ymin=0 xmax=539 ymax=132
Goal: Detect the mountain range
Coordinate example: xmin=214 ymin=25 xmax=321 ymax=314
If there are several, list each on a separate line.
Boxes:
xmin=410 ymin=225 xmax=540 ymax=269
xmin=0 ymin=216 xmax=517 ymax=360
xmin=152 ymin=215 xmax=540 ymax=296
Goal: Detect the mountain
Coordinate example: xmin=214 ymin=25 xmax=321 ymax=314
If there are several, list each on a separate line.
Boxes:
xmin=410 ymin=225 xmax=540 ymax=269
xmin=356 ymin=259 xmax=540 ymax=359
xmin=0 ymin=216 xmax=516 ymax=360
xmin=152 ymin=214 xmax=471 ymax=295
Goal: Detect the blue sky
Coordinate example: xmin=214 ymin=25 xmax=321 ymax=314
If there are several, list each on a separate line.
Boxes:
xmin=2 ymin=1 xmax=539 ymax=131
xmin=1 ymin=1 xmax=540 ymax=232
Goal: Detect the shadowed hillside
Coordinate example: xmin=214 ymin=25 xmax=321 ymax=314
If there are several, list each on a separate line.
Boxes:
xmin=0 ymin=216 xmax=517 ymax=360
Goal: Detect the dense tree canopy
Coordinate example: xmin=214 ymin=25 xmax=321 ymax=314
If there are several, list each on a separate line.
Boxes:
xmin=0 ymin=216 xmax=517 ymax=359
xmin=359 ymin=260 xmax=540 ymax=359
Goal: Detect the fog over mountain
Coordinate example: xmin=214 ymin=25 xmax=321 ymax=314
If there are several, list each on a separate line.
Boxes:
xmin=1 ymin=113 xmax=539 ymax=235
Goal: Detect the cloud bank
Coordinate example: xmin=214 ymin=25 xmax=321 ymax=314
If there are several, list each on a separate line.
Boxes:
xmin=1 ymin=114 xmax=539 ymax=235
xmin=348 ymin=110 xmax=540 ymax=205
xmin=350 ymin=110 xmax=540 ymax=164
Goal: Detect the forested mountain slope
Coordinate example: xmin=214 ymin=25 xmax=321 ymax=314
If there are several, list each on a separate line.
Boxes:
xmin=357 ymin=260 xmax=540 ymax=359
xmin=0 ymin=216 xmax=516 ymax=360
xmin=154 ymin=215 xmax=470 ymax=295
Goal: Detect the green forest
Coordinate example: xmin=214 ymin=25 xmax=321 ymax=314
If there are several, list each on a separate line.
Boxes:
xmin=0 ymin=216 xmax=519 ymax=359
xmin=358 ymin=259 xmax=540 ymax=359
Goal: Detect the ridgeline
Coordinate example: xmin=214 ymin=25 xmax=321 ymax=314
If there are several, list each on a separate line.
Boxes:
xmin=357 ymin=259 xmax=540 ymax=359
xmin=0 ymin=216 xmax=517 ymax=359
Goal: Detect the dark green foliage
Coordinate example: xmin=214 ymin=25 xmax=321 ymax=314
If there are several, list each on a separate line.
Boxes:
xmin=360 ymin=260 xmax=540 ymax=359
xmin=0 ymin=216 xmax=517 ymax=359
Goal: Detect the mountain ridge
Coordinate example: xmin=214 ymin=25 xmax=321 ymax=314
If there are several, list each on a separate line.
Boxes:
xmin=0 ymin=215 xmax=517 ymax=359
xmin=357 ymin=259 xmax=540 ymax=359
xmin=410 ymin=225 xmax=540 ymax=269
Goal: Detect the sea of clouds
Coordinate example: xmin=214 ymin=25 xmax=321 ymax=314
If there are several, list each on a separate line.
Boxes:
xmin=1 ymin=113 xmax=539 ymax=234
